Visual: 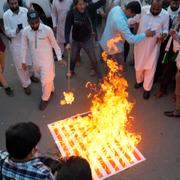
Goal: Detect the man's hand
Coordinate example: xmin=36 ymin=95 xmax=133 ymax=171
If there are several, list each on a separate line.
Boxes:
xmin=145 ymin=29 xmax=156 ymax=37
xmin=22 ymin=63 xmax=27 ymax=71
xmin=169 ymin=29 xmax=176 ymax=38
xmin=99 ymin=11 xmax=106 ymax=18
xmin=156 ymin=33 xmax=167 ymax=44
xmin=66 ymin=43 xmax=71 ymax=51
xmin=58 ymin=59 xmax=67 ymax=67
xmin=16 ymin=27 xmax=21 ymax=34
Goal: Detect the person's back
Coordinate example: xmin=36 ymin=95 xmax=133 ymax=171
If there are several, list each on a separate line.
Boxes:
xmin=0 ymin=151 xmax=54 ymax=180
xmin=0 ymin=122 xmax=54 ymax=180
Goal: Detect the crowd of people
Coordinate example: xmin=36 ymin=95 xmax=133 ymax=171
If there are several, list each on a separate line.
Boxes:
xmin=0 ymin=0 xmax=179 ymax=115
xmin=0 ymin=0 xmax=180 ymax=179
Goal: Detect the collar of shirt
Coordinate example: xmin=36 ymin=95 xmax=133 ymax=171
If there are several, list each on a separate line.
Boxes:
xmin=9 ymin=7 xmax=25 ymax=17
xmin=7 ymin=157 xmax=40 ymax=167
xmin=167 ymin=6 xmax=180 ymax=18
xmin=30 ymin=23 xmax=43 ymax=32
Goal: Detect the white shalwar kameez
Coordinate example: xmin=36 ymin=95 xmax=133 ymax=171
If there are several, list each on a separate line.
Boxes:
xmin=129 ymin=6 xmax=169 ymax=91
xmin=51 ymin=0 xmax=73 ymax=54
xmin=22 ymin=23 xmax=62 ymax=101
xmin=3 ymin=7 xmax=31 ymax=88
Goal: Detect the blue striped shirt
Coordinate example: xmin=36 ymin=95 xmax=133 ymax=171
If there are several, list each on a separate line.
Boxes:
xmin=0 ymin=151 xmax=54 ymax=180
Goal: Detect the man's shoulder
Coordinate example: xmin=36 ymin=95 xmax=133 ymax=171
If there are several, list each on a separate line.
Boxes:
xmin=142 ymin=5 xmax=150 ymax=12
xmin=30 ymin=158 xmax=53 ymax=178
xmin=109 ymin=6 xmax=122 ymax=19
xmin=23 ymin=26 xmax=31 ymax=33
xmin=19 ymin=7 xmax=28 ymax=13
xmin=0 ymin=151 xmax=9 ymax=161
xmin=161 ymin=8 xmax=169 ymax=16
xmin=3 ymin=9 xmax=12 ymax=18
xmin=40 ymin=24 xmax=53 ymax=32
xmin=111 ymin=6 xmax=121 ymax=13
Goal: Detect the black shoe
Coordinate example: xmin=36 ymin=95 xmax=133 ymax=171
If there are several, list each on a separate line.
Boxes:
xmin=39 ymin=99 xmax=48 ymax=111
xmin=5 ymin=87 xmax=14 ymax=97
xmin=24 ymin=86 xmax=31 ymax=95
xmin=30 ymin=76 xmax=39 ymax=83
xmin=134 ymin=82 xmax=143 ymax=89
xmin=143 ymin=90 xmax=150 ymax=100
xmin=0 ymin=82 xmax=3 ymax=87
xmin=50 ymin=91 xmax=54 ymax=98
xmin=164 ymin=111 xmax=180 ymax=118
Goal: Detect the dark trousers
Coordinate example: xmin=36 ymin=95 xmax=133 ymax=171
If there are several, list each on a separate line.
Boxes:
xmin=70 ymin=38 xmax=102 ymax=79
xmin=159 ymin=61 xmax=177 ymax=93
xmin=155 ymin=37 xmax=170 ymax=82
xmin=124 ymin=41 xmax=130 ymax=62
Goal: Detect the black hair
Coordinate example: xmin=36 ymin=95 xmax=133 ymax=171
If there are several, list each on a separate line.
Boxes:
xmin=56 ymin=156 xmax=92 ymax=180
xmin=5 ymin=122 xmax=41 ymax=159
xmin=73 ymin=0 xmax=85 ymax=5
xmin=151 ymin=0 xmax=163 ymax=5
xmin=7 ymin=0 xmax=22 ymax=5
xmin=125 ymin=1 xmax=141 ymax=14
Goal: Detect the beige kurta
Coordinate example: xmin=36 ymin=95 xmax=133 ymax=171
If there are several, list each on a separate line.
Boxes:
xmin=129 ymin=6 xmax=169 ymax=71
xmin=21 ymin=23 xmax=62 ymax=100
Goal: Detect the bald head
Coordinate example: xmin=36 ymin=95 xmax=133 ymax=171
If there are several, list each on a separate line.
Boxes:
xmin=150 ymin=0 xmax=163 ymax=16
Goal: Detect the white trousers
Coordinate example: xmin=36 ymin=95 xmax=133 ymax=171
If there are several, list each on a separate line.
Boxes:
xmin=58 ymin=42 xmax=65 ymax=55
xmin=135 ymin=67 xmax=156 ymax=91
xmin=11 ymin=45 xmax=31 ymax=88
xmin=34 ymin=65 xmax=55 ymax=101
xmin=42 ymin=81 xmax=54 ymax=101
xmin=15 ymin=66 xmax=31 ymax=88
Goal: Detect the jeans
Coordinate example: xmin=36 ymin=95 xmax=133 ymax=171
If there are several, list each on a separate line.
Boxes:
xmin=70 ymin=38 xmax=102 ymax=79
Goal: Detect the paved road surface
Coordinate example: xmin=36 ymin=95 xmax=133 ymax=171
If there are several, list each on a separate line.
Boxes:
xmin=0 ymin=42 xmax=180 ymax=180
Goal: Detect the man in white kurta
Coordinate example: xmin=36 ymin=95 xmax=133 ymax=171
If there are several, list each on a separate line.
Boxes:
xmin=129 ymin=0 xmax=169 ymax=99
xmin=3 ymin=0 xmax=32 ymax=94
xmin=21 ymin=10 xmax=66 ymax=111
xmin=51 ymin=0 xmax=73 ymax=55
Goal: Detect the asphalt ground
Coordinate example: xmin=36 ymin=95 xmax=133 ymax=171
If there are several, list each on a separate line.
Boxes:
xmin=0 ymin=40 xmax=180 ymax=180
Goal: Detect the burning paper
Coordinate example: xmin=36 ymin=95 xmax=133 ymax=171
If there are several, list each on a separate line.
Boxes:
xmin=49 ymin=50 xmax=145 ymax=179
xmin=60 ymin=91 xmax=75 ymax=105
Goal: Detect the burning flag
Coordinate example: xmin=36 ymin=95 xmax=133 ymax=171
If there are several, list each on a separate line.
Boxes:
xmin=49 ymin=36 xmax=145 ymax=179
xmin=60 ymin=91 xmax=75 ymax=105
xmin=49 ymin=54 xmax=145 ymax=179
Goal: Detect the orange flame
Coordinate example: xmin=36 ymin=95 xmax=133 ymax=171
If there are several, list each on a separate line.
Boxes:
xmin=55 ymin=36 xmax=141 ymax=177
xmin=106 ymin=33 xmax=123 ymax=54
xmin=60 ymin=91 xmax=75 ymax=105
